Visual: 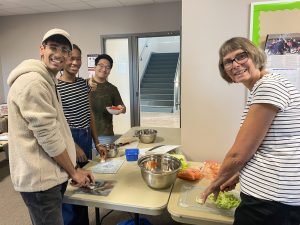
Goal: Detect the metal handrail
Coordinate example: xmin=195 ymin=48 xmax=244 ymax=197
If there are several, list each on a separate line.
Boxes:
xmin=140 ymin=39 xmax=149 ymax=61
xmin=173 ymin=54 xmax=180 ymax=112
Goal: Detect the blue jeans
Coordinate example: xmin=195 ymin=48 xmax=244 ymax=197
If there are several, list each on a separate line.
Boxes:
xmin=71 ymin=127 xmax=92 ymax=167
xmin=98 ymin=135 xmax=120 ymax=144
xmin=62 ymin=127 xmax=92 ymax=225
xmin=20 ymin=182 xmax=68 ymax=225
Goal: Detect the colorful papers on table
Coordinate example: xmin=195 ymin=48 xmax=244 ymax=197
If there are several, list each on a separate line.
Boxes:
xmin=75 ymin=179 xmax=116 ymax=196
xmin=92 ymin=160 xmax=124 ymax=174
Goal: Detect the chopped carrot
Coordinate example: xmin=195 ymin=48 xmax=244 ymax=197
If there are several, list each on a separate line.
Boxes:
xmin=110 ymin=106 xmax=120 ymax=110
xmin=177 ymin=168 xmax=204 ymax=181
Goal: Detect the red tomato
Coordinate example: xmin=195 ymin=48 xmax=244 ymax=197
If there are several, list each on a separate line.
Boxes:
xmin=111 ymin=106 xmax=120 ymax=110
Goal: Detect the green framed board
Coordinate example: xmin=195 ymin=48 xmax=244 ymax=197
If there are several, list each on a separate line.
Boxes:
xmin=250 ymin=1 xmax=300 ymax=46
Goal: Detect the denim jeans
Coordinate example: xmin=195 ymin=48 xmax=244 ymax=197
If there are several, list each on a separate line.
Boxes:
xmin=98 ymin=135 xmax=120 ymax=144
xmin=20 ymin=182 xmax=68 ymax=225
xmin=63 ymin=127 xmax=92 ymax=225
xmin=71 ymin=127 xmax=92 ymax=167
xmin=62 ymin=203 xmax=89 ymax=225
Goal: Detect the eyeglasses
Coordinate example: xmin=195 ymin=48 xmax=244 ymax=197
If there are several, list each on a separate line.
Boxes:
xmin=97 ymin=64 xmax=111 ymax=70
xmin=43 ymin=44 xmax=71 ymax=56
xmin=222 ymin=51 xmax=249 ymax=70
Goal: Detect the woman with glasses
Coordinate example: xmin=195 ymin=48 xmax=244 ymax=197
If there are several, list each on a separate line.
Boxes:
xmin=202 ymin=37 xmax=300 ymax=225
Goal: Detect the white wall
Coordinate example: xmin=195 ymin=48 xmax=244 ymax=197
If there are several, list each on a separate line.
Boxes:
xmin=181 ymin=0 xmax=267 ymax=162
xmin=105 ymin=38 xmax=131 ymax=135
xmin=150 ymin=36 xmax=180 ymax=53
xmin=0 ymin=2 xmax=181 ymax=101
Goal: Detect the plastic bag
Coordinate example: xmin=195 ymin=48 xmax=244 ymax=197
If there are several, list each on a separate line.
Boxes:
xmin=201 ymin=160 xmax=221 ymax=181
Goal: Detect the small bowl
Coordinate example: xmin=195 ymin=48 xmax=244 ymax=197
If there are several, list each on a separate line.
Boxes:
xmin=137 ymin=154 xmax=181 ymax=189
xmin=106 ymin=107 xmax=121 ymax=115
xmin=104 ymin=144 xmax=119 ymax=158
xmin=135 ymin=129 xmax=157 ymax=144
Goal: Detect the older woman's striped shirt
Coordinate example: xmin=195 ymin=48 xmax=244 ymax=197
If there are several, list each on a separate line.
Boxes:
xmin=240 ymin=73 xmax=300 ymax=206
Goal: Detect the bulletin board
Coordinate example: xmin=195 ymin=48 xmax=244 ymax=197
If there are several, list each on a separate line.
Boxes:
xmin=250 ymin=1 xmax=300 ymax=91
xmin=250 ymin=1 xmax=300 ymax=47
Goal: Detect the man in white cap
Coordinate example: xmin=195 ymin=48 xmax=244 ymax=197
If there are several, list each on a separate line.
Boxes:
xmin=7 ymin=28 xmax=94 ymax=225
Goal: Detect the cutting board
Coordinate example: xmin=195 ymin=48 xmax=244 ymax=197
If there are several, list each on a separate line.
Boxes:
xmin=178 ymin=185 xmax=239 ymax=217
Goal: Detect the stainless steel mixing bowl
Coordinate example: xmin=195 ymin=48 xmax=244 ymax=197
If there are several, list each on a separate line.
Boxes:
xmin=135 ymin=129 xmax=157 ymax=144
xmin=103 ymin=144 xmax=119 ymax=158
xmin=137 ymin=154 xmax=181 ymax=189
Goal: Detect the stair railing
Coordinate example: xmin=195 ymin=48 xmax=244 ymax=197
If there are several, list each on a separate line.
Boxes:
xmin=173 ymin=54 xmax=181 ymax=112
xmin=139 ymin=39 xmax=151 ymax=82
xmin=140 ymin=39 xmax=149 ymax=61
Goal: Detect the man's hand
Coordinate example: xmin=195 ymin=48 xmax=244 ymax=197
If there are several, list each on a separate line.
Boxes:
xmin=88 ymin=78 xmax=97 ymax=91
xmin=116 ymin=105 xmax=126 ymax=114
xmin=70 ymin=168 xmax=95 ymax=187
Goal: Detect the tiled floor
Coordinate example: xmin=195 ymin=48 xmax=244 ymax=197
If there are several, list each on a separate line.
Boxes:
xmin=140 ymin=111 xmax=180 ymax=128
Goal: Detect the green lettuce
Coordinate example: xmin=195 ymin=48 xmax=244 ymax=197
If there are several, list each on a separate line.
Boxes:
xmin=208 ymin=192 xmax=240 ymax=209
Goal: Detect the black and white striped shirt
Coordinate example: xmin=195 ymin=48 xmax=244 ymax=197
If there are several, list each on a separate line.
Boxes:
xmin=56 ymin=77 xmax=91 ymax=129
xmin=240 ymin=73 xmax=300 ymax=206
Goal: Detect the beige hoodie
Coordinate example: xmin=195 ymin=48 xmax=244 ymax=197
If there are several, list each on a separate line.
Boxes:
xmin=7 ymin=59 xmax=76 ymax=192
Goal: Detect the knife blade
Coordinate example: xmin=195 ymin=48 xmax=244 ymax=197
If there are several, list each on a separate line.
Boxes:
xmin=147 ymin=145 xmax=164 ymax=152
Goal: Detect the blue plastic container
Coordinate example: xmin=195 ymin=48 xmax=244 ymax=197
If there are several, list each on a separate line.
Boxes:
xmin=117 ymin=218 xmax=152 ymax=225
xmin=125 ymin=148 xmax=139 ymax=161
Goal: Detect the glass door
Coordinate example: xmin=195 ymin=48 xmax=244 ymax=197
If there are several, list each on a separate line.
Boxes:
xmin=102 ymin=31 xmax=180 ymax=132
xmin=103 ymin=38 xmax=134 ymax=135
xmin=138 ymin=35 xmax=180 ymax=128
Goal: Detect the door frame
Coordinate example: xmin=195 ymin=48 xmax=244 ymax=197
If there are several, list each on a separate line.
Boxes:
xmin=100 ymin=30 xmax=181 ymax=127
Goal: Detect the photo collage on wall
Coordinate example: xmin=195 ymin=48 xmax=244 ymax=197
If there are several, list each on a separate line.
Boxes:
xmin=264 ymin=33 xmax=300 ymax=91
xmin=265 ymin=33 xmax=300 ymax=55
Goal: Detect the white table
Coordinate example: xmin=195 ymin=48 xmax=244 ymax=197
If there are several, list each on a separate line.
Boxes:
xmin=63 ymin=127 xmax=181 ymax=225
xmin=168 ymin=162 xmax=235 ymax=225
xmin=64 ymin=160 xmax=172 ymax=210
xmin=120 ymin=126 xmax=181 ymax=149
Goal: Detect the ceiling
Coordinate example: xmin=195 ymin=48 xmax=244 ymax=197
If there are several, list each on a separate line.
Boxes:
xmin=0 ymin=0 xmax=180 ymax=17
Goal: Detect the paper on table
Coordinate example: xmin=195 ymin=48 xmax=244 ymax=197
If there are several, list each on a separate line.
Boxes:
xmin=139 ymin=145 xmax=180 ymax=155
xmin=92 ymin=160 xmax=124 ymax=174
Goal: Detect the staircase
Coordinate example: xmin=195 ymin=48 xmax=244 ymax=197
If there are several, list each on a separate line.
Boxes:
xmin=140 ymin=52 xmax=179 ymax=113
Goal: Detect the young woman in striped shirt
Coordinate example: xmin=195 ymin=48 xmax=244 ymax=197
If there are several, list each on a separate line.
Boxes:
xmin=56 ymin=44 xmax=106 ymax=225
xmin=202 ymin=37 xmax=300 ymax=225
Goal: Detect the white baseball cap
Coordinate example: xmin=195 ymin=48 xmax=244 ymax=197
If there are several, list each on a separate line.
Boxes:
xmin=41 ymin=28 xmax=72 ymax=50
